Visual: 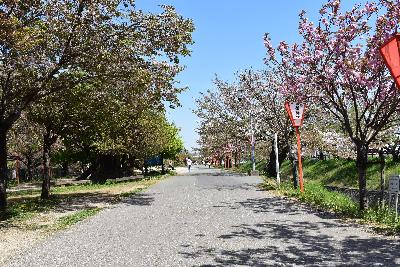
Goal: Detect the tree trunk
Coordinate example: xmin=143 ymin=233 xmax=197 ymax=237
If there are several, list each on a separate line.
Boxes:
xmin=393 ymin=152 xmax=399 ymax=163
xmin=392 ymin=145 xmax=400 ymax=163
xmin=161 ymin=155 xmax=165 ymax=174
xmin=41 ymin=127 xmax=57 ymax=199
xmin=15 ymin=159 xmax=20 ymax=185
xmin=234 ymin=151 xmax=238 ymax=167
xmin=26 ymin=157 xmax=34 ymax=181
xmin=292 ymin=159 xmax=298 ymax=189
xmin=279 ymin=144 xmax=290 ymax=168
xmin=379 ymin=148 xmax=385 ymax=208
xmin=91 ymin=155 xmax=123 ymax=183
xmin=356 ymin=143 xmax=369 ymax=210
xmin=266 ymin=139 xmax=289 ymax=177
xmin=318 ymin=150 xmax=325 ymax=160
xmin=78 ymin=164 xmax=94 ymax=180
xmin=41 ymin=133 xmax=52 ymax=199
xmin=62 ymin=162 xmax=69 ymax=177
xmin=266 ymin=147 xmax=277 ymax=177
xmin=0 ymin=130 xmax=8 ymax=211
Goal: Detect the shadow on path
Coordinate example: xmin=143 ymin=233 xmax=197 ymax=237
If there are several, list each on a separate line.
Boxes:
xmin=181 ymin=220 xmax=400 ymax=266
xmin=184 ymin=172 xmax=244 ymax=177
xmin=237 ymin=197 xmax=341 ymax=218
xmin=200 ymin=183 xmax=260 ymax=192
xmin=120 ymin=193 xmax=155 ymax=206
xmin=180 ymin=196 xmax=400 ymax=266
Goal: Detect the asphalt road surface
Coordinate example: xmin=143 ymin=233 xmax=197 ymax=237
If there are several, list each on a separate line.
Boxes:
xmin=6 ymin=166 xmax=400 ymax=266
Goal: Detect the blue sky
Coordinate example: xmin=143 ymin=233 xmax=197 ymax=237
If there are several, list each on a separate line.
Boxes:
xmin=136 ymin=0 xmax=365 ymax=151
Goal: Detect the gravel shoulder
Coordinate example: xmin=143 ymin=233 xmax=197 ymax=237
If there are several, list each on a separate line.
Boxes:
xmin=5 ymin=166 xmax=400 ymax=266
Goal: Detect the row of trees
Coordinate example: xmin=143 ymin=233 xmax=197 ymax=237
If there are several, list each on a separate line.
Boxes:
xmin=0 ymin=0 xmax=194 ymax=210
xmin=196 ymin=0 xmax=400 ymax=210
xmin=195 ymin=70 xmax=293 ymax=176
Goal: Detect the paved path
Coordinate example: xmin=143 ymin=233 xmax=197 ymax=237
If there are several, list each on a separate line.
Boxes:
xmin=6 ymin=166 xmax=400 ymax=266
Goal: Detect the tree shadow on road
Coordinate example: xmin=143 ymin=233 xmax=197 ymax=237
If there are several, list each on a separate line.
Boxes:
xmin=119 ymin=193 xmax=155 ymax=206
xmin=184 ymin=172 xmax=244 ymax=177
xmin=201 ymin=183 xmax=260 ymax=193
xmin=180 ymin=196 xmax=400 ymax=266
xmin=236 ymin=196 xmax=341 ymax=218
xmin=211 ymin=196 xmax=314 ymax=216
xmin=181 ymin=220 xmax=400 ymax=266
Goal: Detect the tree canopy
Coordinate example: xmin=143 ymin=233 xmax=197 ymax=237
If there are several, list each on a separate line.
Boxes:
xmin=0 ymin=0 xmax=194 ymax=209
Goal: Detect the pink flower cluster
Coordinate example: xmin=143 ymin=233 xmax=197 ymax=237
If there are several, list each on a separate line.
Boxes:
xmin=263 ymin=0 xmax=400 ymax=107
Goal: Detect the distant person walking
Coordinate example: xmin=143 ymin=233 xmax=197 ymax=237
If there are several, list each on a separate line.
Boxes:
xmin=186 ymin=158 xmax=192 ymax=172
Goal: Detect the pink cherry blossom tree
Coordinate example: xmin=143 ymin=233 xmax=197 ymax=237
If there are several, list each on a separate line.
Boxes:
xmin=195 ymin=69 xmax=295 ymax=173
xmin=264 ymin=0 xmax=400 ymax=210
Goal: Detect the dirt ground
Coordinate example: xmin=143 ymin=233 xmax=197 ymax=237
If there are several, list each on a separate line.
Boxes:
xmin=0 ymin=179 xmax=156 ymax=265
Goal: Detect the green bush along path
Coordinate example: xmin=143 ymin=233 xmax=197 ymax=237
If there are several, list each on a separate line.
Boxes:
xmin=6 ymin=166 xmax=400 ymax=266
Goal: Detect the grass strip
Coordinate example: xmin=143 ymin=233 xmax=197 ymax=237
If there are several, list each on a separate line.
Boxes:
xmin=2 ymin=171 xmax=172 ymax=228
xmin=262 ymin=178 xmax=400 ymax=234
xmin=55 ymin=208 xmax=102 ymax=230
xmin=237 ymin=158 xmax=400 ymax=189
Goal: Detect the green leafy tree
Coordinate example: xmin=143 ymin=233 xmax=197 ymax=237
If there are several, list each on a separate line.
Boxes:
xmin=0 ymin=1 xmax=194 ymax=209
xmin=8 ymin=113 xmax=43 ymax=181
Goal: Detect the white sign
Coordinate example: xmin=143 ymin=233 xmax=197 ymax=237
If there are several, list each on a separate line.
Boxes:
xmin=389 ymin=175 xmax=400 ymax=194
xmin=388 ymin=175 xmax=400 ymax=219
xmin=288 ymin=103 xmax=305 ymax=127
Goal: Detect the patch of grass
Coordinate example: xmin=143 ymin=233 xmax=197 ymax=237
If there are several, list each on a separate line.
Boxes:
xmin=8 ymin=189 xmax=42 ymax=198
xmin=1 ymin=197 xmax=60 ymax=223
xmin=258 ymin=177 xmax=281 ymax=191
xmin=8 ymin=170 xmax=173 ymax=198
xmin=113 ymin=187 xmax=148 ymax=201
xmin=52 ymin=177 xmax=151 ymax=195
xmin=279 ymin=181 xmax=358 ymax=216
xmin=266 ymin=178 xmax=400 ymax=234
xmin=277 ymin=158 xmax=400 ymax=190
xmin=360 ymin=206 xmax=400 ymax=234
xmin=55 ymin=208 xmax=102 ymax=230
xmin=2 ymin=171 xmax=171 ymax=227
xmin=233 ymin=160 xmax=267 ymax=175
